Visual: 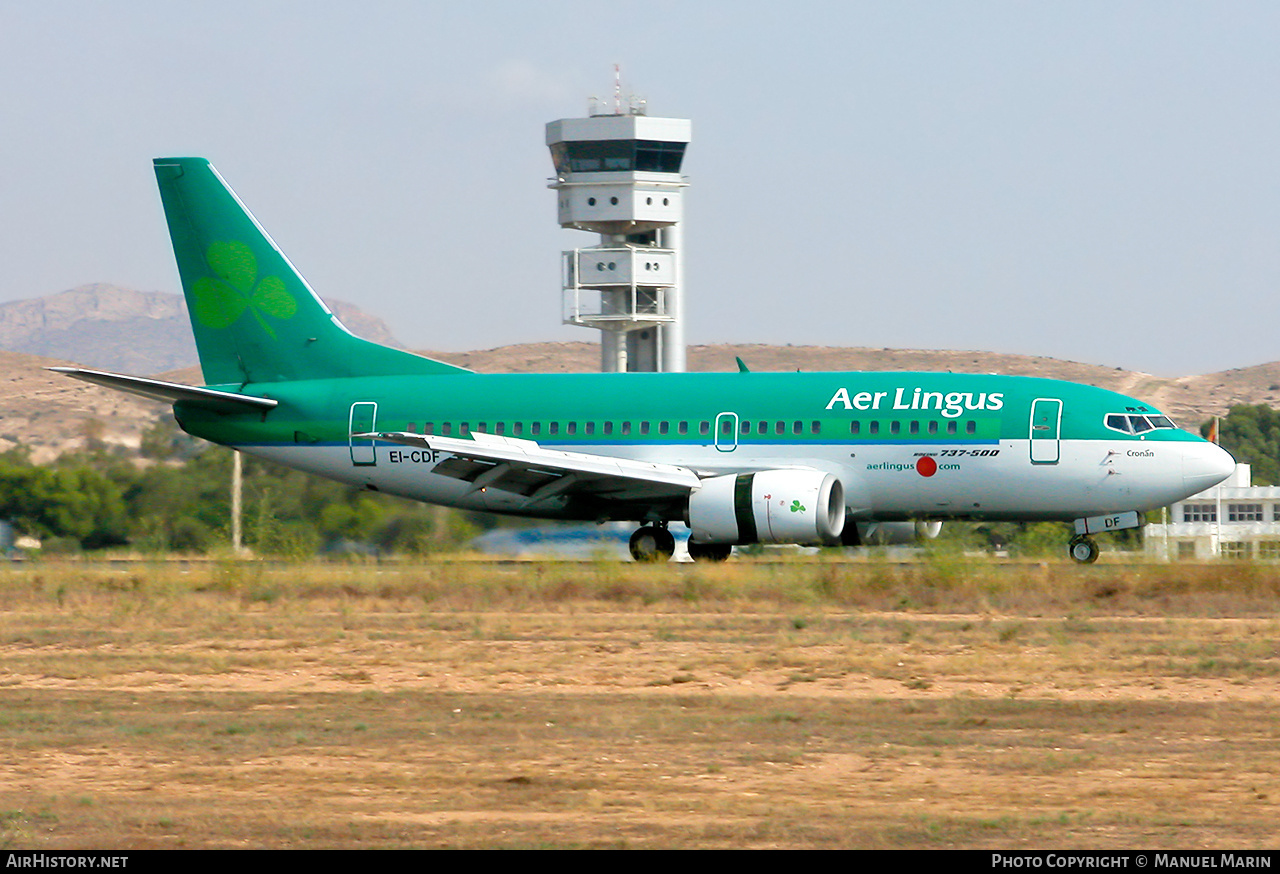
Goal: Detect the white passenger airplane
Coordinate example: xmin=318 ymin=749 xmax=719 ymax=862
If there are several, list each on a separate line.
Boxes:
xmin=53 ymin=158 xmax=1236 ymax=562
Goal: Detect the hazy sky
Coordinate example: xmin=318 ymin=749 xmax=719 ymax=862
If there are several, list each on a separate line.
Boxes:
xmin=3 ymin=1 xmax=1279 ymax=377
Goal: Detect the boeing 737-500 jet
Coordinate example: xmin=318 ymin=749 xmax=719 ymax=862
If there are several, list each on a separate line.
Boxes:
xmin=52 ymin=158 xmax=1235 ymax=562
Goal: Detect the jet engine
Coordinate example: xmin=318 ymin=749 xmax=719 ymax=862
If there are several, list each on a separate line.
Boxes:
xmin=848 ymin=520 xmax=944 ymax=545
xmin=687 ymin=470 xmax=845 ymax=545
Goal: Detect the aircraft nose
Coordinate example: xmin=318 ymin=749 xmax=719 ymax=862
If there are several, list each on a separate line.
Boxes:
xmin=1183 ymin=442 xmax=1236 ymax=494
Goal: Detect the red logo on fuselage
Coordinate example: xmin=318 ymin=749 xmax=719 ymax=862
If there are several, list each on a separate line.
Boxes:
xmin=916 ymin=457 xmax=937 ymax=477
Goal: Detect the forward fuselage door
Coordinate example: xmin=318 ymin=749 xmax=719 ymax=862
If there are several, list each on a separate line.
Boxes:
xmin=714 ymin=412 xmax=739 ymax=453
xmin=349 ymin=402 xmax=378 ymax=466
xmin=1029 ymin=398 xmax=1062 ymax=465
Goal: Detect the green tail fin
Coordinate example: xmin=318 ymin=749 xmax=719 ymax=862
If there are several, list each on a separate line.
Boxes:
xmin=154 ymin=157 xmax=469 ymax=386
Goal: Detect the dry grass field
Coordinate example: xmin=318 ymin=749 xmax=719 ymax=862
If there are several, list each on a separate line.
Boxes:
xmin=2 ymin=555 xmax=1280 ymax=849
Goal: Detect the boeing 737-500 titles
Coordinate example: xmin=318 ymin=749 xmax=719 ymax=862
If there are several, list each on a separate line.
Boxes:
xmin=52 ymin=158 xmax=1235 ymax=562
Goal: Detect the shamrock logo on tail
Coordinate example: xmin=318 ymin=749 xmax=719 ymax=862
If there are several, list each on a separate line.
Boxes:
xmin=193 ymin=241 xmax=297 ymax=338
xmin=789 ymin=500 xmax=805 ymax=513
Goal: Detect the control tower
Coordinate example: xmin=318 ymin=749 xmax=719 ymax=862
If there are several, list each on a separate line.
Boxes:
xmin=547 ymin=96 xmax=690 ymax=372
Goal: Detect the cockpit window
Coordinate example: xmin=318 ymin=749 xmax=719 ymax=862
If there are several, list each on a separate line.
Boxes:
xmin=1106 ymin=414 xmax=1131 ymax=433
xmin=1106 ymin=413 xmax=1177 ymax=435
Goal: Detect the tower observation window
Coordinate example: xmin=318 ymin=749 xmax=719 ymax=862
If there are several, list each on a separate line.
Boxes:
xmin=551 ymin=140 xmax=687 ymax=175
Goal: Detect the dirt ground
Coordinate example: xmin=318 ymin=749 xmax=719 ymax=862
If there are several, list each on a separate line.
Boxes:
xmin=2 ymin=561 xmax=1280 ymax=849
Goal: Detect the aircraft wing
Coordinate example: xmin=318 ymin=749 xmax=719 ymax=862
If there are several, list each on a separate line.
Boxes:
xmin=48 ymin=367 xmax=279 ymax=413
xmin=363 ymin=430 xmax=703 ymax=505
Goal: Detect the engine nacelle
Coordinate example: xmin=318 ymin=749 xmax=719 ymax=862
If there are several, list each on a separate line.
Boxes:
xmin=687 ymin=470 xmax=845 ymax=545
xmin=853 ymin=520 xmax=944 ymax=545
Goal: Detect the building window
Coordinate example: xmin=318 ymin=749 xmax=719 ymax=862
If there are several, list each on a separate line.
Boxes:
xmin=1228 ymin=503 xmax=1263 ymax=522
xmin=1176 ymin=541 xmax=1197 ymax=560
xmin=1182 ymin=504 xmax=1217 ymax=523
xmin=1258 ymin=541 xmax=1280 ymax=560
xmin=1221 ymin=541 xmax=1250 ymax=559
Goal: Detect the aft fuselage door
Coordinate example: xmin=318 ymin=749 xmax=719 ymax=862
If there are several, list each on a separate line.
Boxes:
xmin=1029 ymin=398 xmax=1062 ymax=465
xmin=349 ymin=402 xmax=378 ymax=466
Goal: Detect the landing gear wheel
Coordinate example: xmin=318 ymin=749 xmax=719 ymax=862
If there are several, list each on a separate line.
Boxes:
xmin=1069 ymin=535 xmax=1099 ymax=564
xmin=687 ymin=540 xmax=733 ymax=563
xmin=630 ymin=526 xmax=675 ymax=562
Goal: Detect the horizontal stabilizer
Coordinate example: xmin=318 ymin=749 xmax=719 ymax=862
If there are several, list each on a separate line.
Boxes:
xmin=48 ymin=367 xmax=279 ymax=413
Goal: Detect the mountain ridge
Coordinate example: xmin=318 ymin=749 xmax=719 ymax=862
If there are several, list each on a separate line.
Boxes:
xmin=0 ymin=284 xmax=404 ymax=373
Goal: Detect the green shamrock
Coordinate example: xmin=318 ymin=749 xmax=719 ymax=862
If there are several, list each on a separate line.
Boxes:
xmin=192 ymin=241 xmax=297 ymax=337
xmin=790 ymin=500 xmax=805 ymax=513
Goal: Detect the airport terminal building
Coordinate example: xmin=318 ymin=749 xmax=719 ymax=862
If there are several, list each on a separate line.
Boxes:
xmin=1145 ymin=463 xmax=1280 ymax=559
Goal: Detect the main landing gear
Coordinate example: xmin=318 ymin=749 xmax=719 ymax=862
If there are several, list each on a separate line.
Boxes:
xmin=686 ymin=539 xmax=732 ymax=563
xmin=628 ymin=524 xmax=733 ymax=562
xmin=629 ymin=525 xmax=675 ymax=562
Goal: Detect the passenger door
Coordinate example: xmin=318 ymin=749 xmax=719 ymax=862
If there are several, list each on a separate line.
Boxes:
xmin=1029 ymin=398 xmax=1061 ymax=465
xmin=349 ymin=402 xmax=378 ymax=466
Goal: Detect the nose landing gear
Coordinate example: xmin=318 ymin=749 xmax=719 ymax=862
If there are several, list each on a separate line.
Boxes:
xmin=1068 ymin=535 xmax=1099 ymax=564
xmin=1067 ymin=511 xmax=1143 ymax=564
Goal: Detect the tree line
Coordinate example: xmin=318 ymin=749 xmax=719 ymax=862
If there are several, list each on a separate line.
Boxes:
xmin=1200 ymin=404 xmax=1280 ymax=485
xmin=1 ymin=418 xmax=490 ymax=555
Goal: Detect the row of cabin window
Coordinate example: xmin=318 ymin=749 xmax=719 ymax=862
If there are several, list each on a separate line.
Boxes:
xmin=410 ymin=420 xmax=704 ymax=438
xmin=402 ymin=419 xmax=979 ymax=439
xmin=851 ymin=419 xmax=977 ymax=436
